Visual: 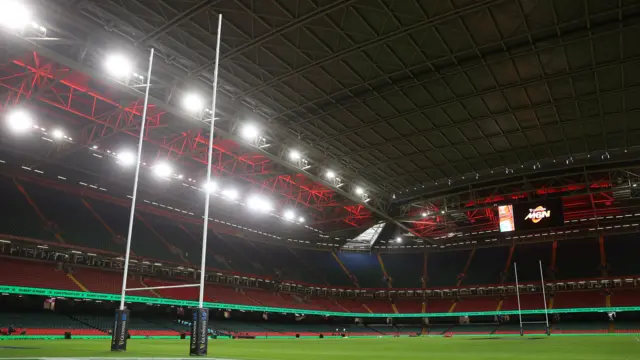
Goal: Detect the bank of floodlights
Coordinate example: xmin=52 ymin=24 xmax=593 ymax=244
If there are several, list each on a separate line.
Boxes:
xmin=247 ymin=195 xmax=273 ymax=213
xmin=203 ymin=181 xmax=218 ymax=194
xmin=104 ymin=54 xmax=134 ymax=79
xmin=182 ymin=92 xmax=204 ymax=113
xmin=221 ymin=188 xmax=239 ymax=201
xmin=5 ymin=109 xmax=34 ymax=134
xmin=0 ymin=1 xmax=31 ymax=30
xmin=116 ymin=150 xmax=136 ymax=166
xmin=283 ymin=209 xmax=295 ymax=221
xmin=325 ymin=170 xmax=343 ymax=187
xmin=152 ymin=161 xmax=173 ymax=178
xmin=51 ymin=128 xmax=65 ymax=140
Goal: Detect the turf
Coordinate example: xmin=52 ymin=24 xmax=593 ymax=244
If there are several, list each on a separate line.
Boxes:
xmin=0 ymin=337 xmax=637 ymax=360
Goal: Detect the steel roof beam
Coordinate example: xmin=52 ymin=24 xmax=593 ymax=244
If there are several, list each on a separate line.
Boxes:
xmin=234 ymin=0 xmax=506 ymax=98
xmin=50 ymin=2 xmax=387 ymax=198
xmin=2 ymin=31 xmax=433 ymax=242
xmin=135 ymin=0 xmax=218 ymax=45
xmin=190 ymin=0 xmax=358 ymax=76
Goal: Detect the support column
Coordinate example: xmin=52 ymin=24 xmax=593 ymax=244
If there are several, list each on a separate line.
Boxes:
xmin=501 ymin=244 xmax=516 ymax=284
xmin=457 ymin=247 xmax=476 ymax=286
xmin=376 ymin=253 xmax=392 ymax=288
xmin=422 ymin=252 xmax=428 ymax=288
xmin=599 ymin=235 xmax=608 ymax=277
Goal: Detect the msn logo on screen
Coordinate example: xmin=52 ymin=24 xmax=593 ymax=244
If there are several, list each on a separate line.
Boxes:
xmin=524 ymin=206 xmax=551 ymax=223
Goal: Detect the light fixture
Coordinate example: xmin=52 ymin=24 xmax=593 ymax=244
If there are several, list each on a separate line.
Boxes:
xmin=0 ymin=1 xmax=31 ymax=30
xmin=104 ymin=54 xmax=133 ymax=79
xmin=203 ymin=181 xmax=218 ymax=194
xmin=396 ymin=237 xmax=402 ymax=243
xmin=91 ymin=145 xmax=99 ymax=150
xmin=289 ymin=150 xmax=301 ymax=161
xmin=52 ymin=129 xmax=65 ymax=140
xmin=116 ymin=151 xmax=136 ymax=166
xmin=326 ymin=170 xmax=336 ymax=179
xmin=298 ymin=216 xmax=305 ymax=223
xmin=283 ymin=210 xmax=295 ymax=221
xmin=355 ymin=187 xmax=364 ymax=195
xmin=247 ymin=195 xmax=272 ymax=212
xmin=221 ymin=188 xmax=238 ymax=201
xmin=182 ymin=93 xmax=203 ymax=112
xmin=240 ymin=124 xmax=259 ymax=140
xmin=152 ymin=162 xmax=172 ymax=178
xmin=421 ymin=212 xmax=428 ymax=217
xmin=6 ymin=109 xmax=33 ymax=133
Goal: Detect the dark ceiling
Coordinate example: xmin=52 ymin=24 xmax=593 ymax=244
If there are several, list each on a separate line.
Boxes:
xmin=1 ymin=0 xmax=640 ymax=244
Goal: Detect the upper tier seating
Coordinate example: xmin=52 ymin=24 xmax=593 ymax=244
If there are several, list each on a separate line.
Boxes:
xmin=0 ymin=177 xmax=57 ymax=242
xmin=21 ymin=182 xmax=120 ymax=253
xmin=464 ymin=247 xmax=509 ymax=285
xmin=85 ymin=199 xmax=183 ymax=263
xmin=338 ymin=252 xmax=384 ymax=288
xmin=427 ymin=250 xmax=470 ymax=287
xmin=380 ymin=253 xmax=423 ymax=288
xmin=605 ymin=234 xmax=640 ymax=276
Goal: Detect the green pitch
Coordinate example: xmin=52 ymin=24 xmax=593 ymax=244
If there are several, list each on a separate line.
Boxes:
xmin=0 ymin=337 xmax=637 ymax=360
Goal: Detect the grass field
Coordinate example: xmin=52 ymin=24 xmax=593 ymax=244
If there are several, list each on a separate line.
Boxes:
xmin=0 ymin=337 xmax=638 ymax=360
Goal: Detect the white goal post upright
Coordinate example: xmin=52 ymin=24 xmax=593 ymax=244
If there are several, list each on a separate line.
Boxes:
xmin=539 ymin=260 xmax=551 ymax=335
xmin=111 ymin=47 xmax=155 ymax=352
xmin=189 ymin=13 xmax=223 ymax=357
xmin=513 ymin=262 xmax=524 ymax=336
xmin=513 ymin=261 xmax=551 ymax=337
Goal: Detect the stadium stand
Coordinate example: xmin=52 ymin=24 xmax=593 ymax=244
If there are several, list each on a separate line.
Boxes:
xmin=0 ymin=177 xmax=57 ymax=242
xmin=380 ymin=253 xmax=423 ymax=288
xmin=19 ymin=182 xmax=121 ymax=253
xmin=1 ymin=177 xmax=640 ymax=338
xmin=464 ymin=247 xmax=510 ymax=285
xmin=0 ymin=258 xmax=79 ymax=291
xmin=426 ymin=250 xmax=470 ymax=287
xmin=605 ymin=234 xmax=640 ymax=276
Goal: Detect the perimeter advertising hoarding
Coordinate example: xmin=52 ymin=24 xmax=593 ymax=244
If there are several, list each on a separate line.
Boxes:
xmin=498 ymin=199 xmax=564 ymax=232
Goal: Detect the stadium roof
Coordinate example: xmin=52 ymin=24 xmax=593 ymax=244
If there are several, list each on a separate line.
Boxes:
xmin=1 ymin=0 xmax=640 ymax=246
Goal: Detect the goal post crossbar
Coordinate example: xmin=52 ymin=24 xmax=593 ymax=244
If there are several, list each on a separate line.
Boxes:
xmin=125 ymin=284 xmax=200 ymax=292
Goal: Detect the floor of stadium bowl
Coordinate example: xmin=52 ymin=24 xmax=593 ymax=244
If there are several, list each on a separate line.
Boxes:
xmin=0 ymin=336 xmax=638 ymax=360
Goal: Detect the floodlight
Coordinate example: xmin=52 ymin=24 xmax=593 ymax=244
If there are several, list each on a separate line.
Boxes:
xmin=203 ymin=181 xmax=218 ymax=194
xmin=6 ymin=109 xmax=33 ymax=133
xmin=283 ymin=210 xmax=295 ymax=221
xmin=247 ymin=195 xmax=272 ymax=212
xmin=182 ymin=93 xmax=203 ymax=112
xmin=298 ymin=216 xmax=305 ymax=223
xmin=51 ymin=128 xmax=65 ymax=140
xmin=104 ymin=54 xmax=133 ymax=79
xmin=289 ymin=150 xmax=301 ymax=161
xmin=240 ymin=124 xmax=258 ymax=140
xmin=0 ymin=1 xmax=31 ymax=30
xmin=396 ymin=237 xmax=402 ymax=243
xmin=152 ymin=162 xmax=172 ymax=178
xmin=221 ymin=188 xmax=239 ymax=200
xmin=355 ymin=187 xmax=364 ymax=195
xmin=116 ymin=151 xmax=136 ymax=166
xmin=326 ymin=170 xmax=335 ymax=179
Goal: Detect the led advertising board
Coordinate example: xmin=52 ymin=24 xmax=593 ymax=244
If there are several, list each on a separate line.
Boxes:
xmin=499 ymin=199 xmax=564 ymax=232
